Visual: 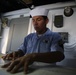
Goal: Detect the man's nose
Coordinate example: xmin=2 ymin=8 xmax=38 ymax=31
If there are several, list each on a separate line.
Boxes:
xmin=34 ymin=21 xmax=38 ymax=25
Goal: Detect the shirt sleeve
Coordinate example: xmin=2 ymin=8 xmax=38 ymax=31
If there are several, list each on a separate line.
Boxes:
xmin=17 ymin=37 xmax=27 ymax=54
xmin=51 ymin=33 xmax=64 ymax=53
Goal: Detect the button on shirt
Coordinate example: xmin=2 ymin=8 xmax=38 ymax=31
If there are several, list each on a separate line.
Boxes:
xmin=18 ymin=28 xmax=63 ymax=54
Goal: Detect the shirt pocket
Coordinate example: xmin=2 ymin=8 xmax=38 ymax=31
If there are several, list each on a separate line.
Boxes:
xmin=40 ymin=39 xmax=51 ymax=52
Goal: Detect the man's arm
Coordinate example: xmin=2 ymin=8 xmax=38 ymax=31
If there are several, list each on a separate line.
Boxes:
xmin=1 ymin=51 xmax=65 ymax=74
xmin=31 ymin=51 xmax=65 ymax=63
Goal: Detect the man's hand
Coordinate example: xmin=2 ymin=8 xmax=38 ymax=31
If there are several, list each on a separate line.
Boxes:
xmin=1 ymin=50 xmax=24 ymax=60
xmin=1 ymin=51 xmax=64 ymax=74
xmin=2 ymin=52 xmax=18 ymax=60
xmin=1 ymin=53 xmax=34 ymax=74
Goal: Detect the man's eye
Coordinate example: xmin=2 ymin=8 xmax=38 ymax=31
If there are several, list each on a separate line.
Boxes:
xmin=37 ymin=19 xmax=41 ymax=21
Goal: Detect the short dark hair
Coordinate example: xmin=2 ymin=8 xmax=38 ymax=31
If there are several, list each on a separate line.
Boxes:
xmin=42 ymin=16 xmax=48 ymax=20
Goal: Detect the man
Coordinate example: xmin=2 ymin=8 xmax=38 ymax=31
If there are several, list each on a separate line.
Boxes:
xmin=1 ymin=7 xmax=65 ymax=74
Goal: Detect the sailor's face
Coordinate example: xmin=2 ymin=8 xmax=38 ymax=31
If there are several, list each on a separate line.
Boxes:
xmin=32 ymin=16 xmax=48 ymax=34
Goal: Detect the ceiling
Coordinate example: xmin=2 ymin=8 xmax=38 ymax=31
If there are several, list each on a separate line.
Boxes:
xmin=0 ymin=0 xmax=75 ymax=14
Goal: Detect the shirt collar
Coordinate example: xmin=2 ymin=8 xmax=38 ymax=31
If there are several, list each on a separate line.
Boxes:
xmin=34 ymin=28 xmax=52 ymax=39
xmin=43 ymin=28 xmax=52 ymax=36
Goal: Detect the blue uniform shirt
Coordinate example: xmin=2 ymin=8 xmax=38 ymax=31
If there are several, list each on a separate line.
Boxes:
xmin=18 ymin=28 xmax=64 ymax=54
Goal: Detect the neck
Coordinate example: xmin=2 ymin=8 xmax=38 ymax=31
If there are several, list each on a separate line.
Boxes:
xmin=37 ymin=28 xmax=47 ymax=35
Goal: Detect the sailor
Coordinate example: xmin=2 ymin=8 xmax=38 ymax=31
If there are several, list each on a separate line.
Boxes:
xmin=1 ymin=7 xmax=65 ymax=74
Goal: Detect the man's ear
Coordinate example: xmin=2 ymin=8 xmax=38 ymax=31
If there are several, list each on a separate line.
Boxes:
xmin=46 ymin=18 xmax=49 ymax=24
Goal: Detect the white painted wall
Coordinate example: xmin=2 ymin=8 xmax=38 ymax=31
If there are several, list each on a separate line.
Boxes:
xmin=48 ymin=7 xmax=76 ymax=68
xmin=0 ymin=17 xmax=29 ymax=54
xmin=6 ymin=17 xmax=29 ymax=53
xmin=0 ymin=27 xmax=10 ymax=54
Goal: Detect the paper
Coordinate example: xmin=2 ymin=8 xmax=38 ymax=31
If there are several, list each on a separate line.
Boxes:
xmin=0 ymin=58 xmax=10 ymax=66
xmin=0 ymin=58 xmax=5 ymax=65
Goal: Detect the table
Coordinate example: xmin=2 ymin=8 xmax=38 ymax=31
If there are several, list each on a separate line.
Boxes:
xmin=0 ymin=59 xmax=76 ymax=75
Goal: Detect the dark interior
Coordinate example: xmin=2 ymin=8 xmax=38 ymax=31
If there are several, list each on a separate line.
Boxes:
xmin=0 ymin=0 xmax=74 ymax=13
